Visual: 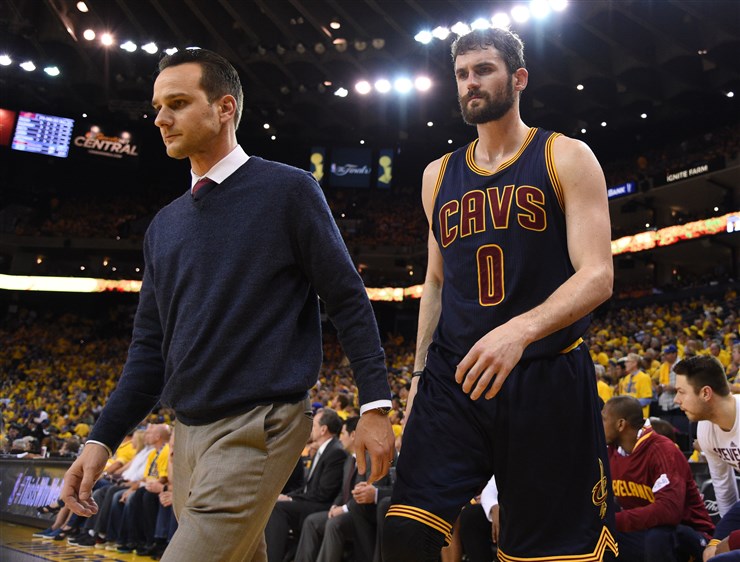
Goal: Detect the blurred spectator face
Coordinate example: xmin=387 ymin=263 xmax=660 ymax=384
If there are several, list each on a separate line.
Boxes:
xmin=339 ymin=424 xmax=355 ymax=451
xmin=709 ymin=342 xmax=721 ymax=357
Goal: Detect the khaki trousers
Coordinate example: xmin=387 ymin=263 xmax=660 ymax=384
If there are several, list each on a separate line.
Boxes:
xmin=163 ymin=399 xmax=312 ymax=562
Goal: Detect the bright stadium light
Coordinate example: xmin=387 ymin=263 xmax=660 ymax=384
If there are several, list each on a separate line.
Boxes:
xmin=415 ymin=30 xmax=433 ymax=44
xmin=355 ymin=80 xmax=372 ymax=95
xmin=491 ymin=12 xmax=511 ymax=28
xmin=511 ymin=6 xmax=531 ymax=23
xmin=432 ymin=26 xmax=450 ymax=40
xmin=120 ymin=41 xmax=137 ymax=52
xmin=20 ymin=61 xmax=36 ymax=71
xmin=471 ymin=18 xmax=491 ymax=30
xmin=83 ymin=29 xmax=96 ymax=40
xmin=165 ymin=48 xmax=178 ymax=55
xmin=549 ymin=0 xmax=568 ymax=11
xmin=530 ymin=0 xmax=551 ymax=19
xmin=43 ymin=66 xmax=60 ymax=76
xmin=415 ymin=76 xmax=432 ymax=91
xmin=0 ymin=55 xmax=12 ymax=66
xmin=394 ymin=77 xmax=413 ymax=94
xmin=451 ymin=22 xmax=471 ymax=36
xmin=334 ymin=87 xmax=348 ymax=97
xmin=576 ymin=84 xmax=584 ymax=90
xmin=142 ymin=42 xmax=158 ymax=54
xmin=375 ymin=79 xmax=391 ymax=94
xmin=101 ymin=33 xmax=114 ymax=47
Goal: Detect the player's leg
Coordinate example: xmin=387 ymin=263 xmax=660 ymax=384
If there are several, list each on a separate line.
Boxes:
xmin=493 ymin=345 xmax=618 ymax=561
xmin=383 ymin=353 xmax=493 ymax=562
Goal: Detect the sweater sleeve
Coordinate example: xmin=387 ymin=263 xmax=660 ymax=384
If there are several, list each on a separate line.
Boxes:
xmin=614 ymin=440 xmax=686 ymax=532
xmin=699 ymin=421 xmax=740 ymax=517
xmin=89 ymin=231 xmax=165 ymax=450
xmin=289 ymin=173 xmax=391 ymax=406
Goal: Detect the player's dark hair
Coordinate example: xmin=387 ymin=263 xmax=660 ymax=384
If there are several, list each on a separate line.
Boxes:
xmin=606 ymin=396 xmax=644 ymax=430
xmin=674 ymin=355 xmax=729 ymax=396
xmin=318 ymin=408 xmax=343 ymax=435
xmin=450 ymin=28 xmax=526 ymax=75
xmin=158 ymin=48 xmax=244 ymax=129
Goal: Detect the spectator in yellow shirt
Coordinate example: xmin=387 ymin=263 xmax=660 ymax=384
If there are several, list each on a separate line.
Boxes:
xmin=618 ymin=353 xmax=653 ymax=417
xmin=594 ymin=364 xmax=614 ymax=405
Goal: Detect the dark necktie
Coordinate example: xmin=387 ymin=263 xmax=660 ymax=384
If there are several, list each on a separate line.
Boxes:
xmin=192 ymin=177 xmax=216 ymax=200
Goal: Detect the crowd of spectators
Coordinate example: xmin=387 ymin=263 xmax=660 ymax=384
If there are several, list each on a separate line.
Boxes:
xmin=2 ymin=279 xmax=739 ymax=559
xmin=2 ymin=283 xmax=738 ymax=456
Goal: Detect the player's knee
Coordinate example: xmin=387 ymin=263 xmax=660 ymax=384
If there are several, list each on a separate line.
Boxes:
xmin=382 ymin=516 xmax=446 ymax=562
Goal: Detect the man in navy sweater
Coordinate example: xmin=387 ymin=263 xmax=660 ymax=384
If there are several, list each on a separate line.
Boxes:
xmin=61 ymin=48 xmax=395 ymax=562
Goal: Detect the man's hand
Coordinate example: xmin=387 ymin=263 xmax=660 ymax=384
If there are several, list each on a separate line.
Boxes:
xmin=277 ymin=494 xmax=292 ymax=502
xmin=703 ymin=544 xmax=717 ymax=562
xmin=145 ymin=480 xmax=165 ymax=494
xmin=352 ymin=481 xmax=377 ymax=504
xmin=455 ymin=320 xmax=528 ymax=400
xmin=121 ymin=488 xmax=135 ymax=503
xmin=490 ymin=504 xmax=500 ymax=544
xmin=328 ymin=505 xmax=344 ymax=519
xmin=159 ymin=490 xmax=173 ymax=507
xmin=355 ymin=410 xmax=395 ymax=485
xmin=60 ymin=443 xmax=109 ymax=516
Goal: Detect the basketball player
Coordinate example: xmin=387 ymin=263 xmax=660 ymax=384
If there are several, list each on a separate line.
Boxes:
xmin=383 ymin=28 xmax=617 ymax=561
xmin=60 ymin=49 xmax=394 ymax=562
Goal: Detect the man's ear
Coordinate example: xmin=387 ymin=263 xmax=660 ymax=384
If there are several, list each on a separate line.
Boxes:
xmin=513 ymin=68 xmax=528 ymax=92
xmin=219 ymin=95 xmax=237 ymax=123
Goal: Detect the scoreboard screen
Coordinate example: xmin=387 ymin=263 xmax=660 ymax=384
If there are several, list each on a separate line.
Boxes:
xmin=11 ymin=111 xmax=75 ymax=158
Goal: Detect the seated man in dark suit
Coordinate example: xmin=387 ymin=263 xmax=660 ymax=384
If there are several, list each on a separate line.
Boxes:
xmin=349 ymin=472 xmax=395 ymax=562
xmin=265 ymin=408 xmax=347 ymax=562
xmin=295 ymin=416 xmax=395 ymax=562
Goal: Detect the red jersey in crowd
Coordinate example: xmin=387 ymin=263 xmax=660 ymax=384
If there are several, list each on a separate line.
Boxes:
xmin=608 ymin=427 xmax=714 ymax=537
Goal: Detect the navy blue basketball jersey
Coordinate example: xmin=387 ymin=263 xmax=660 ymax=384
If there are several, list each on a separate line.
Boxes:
xmin=430 ymin=127 xmax=590 ymax=361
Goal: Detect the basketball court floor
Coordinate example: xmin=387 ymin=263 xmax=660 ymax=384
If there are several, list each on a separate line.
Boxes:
xmin=0 ymin=521 xmax=140 ymax=562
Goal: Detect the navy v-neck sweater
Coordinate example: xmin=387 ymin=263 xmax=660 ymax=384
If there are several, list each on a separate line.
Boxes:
xmin=90 ymin=157 xmax=389 ymax=447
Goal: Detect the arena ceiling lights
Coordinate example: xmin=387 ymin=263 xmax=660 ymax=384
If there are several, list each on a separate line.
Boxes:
xmin=345 ymin=75 xmax=432 ymax=98
xmin=414 ymin=0 xmax=568 ymax=45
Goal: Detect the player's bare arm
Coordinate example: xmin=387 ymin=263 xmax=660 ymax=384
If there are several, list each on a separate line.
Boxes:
xmin=456 ymin=135 xmax=613 ymax=400
xmin=406 ymin=158 xmax=446 ymax=420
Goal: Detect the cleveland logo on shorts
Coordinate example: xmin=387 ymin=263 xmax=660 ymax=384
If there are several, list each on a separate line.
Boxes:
xmin=591 ymin=458 xmax=608 ymax=519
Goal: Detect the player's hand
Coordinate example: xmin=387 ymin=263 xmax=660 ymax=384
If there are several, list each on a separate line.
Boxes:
xmin=490 ymin=504 xmax=500 ymax=543
xmin=60 ymin=443 xmax=109 ymax=516
xmin=352 ymin=481 xmax=377 ymax=504
xmin=455 ymin=321 xmax=527 ymax=400
xmin=355 ymin=410 xmax=395 ymax=485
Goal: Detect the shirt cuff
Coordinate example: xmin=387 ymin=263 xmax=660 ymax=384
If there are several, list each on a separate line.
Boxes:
xmin=360 ymin=400 xmax=393 ymax=415
xmin=85 ymin=440 xmax=113 ymax=458
xmin=342 ymin=504 xmax=349 ymax=513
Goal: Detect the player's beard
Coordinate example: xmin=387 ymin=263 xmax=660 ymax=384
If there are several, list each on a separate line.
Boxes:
xmin=459 ymin=79 xmax=516 ymax=125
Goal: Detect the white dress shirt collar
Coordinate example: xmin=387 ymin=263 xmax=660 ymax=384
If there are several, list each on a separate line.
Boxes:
xmin=190 ymin=145 xmax=250 ymax=190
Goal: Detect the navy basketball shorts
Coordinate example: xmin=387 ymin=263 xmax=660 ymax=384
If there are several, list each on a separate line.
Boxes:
xmin=388 ymin=342 xmax=618 ymax=561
